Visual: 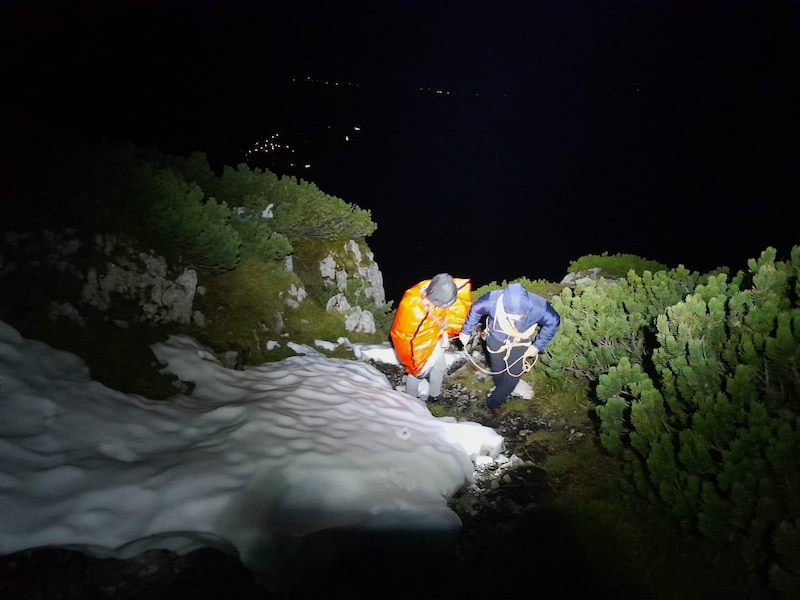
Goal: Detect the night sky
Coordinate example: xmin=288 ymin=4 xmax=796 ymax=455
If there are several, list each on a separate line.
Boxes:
xmin=2 ymin=0 xmax=798 ymax=304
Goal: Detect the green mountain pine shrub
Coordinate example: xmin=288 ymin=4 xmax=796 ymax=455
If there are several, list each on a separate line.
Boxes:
xmin=568 ymin=252 xmax=670 ymax=278
xmin=208 ymin=164 xmax=377 ymax=242
xmin=591 ymin=246 xmax=800 ymax=594
xmin=471 ymin=277 xmax=564 ymax=301
xmin=21 ymin=142 xmax=378 ymax=272
xmin=545 ymin=266 xmax=702 ymax=386
xmin=124 ymin=164 xmax=242 ymax=270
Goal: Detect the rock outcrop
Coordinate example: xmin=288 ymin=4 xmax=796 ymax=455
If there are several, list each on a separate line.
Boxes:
xmin=0 ymin=229 xmax=388 ymax=337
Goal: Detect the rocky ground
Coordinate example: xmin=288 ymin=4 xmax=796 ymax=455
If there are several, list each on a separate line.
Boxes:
xmin=0 ymin=357 xmax=614 ymax=600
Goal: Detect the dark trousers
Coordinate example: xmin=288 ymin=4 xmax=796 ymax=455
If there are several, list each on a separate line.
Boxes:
xmin=485 ymin=334 xmax=527 ymax=410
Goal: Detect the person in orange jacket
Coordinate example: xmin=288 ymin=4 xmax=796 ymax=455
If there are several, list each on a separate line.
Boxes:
xmin=390 ymin=273 xmax=472 ymax=402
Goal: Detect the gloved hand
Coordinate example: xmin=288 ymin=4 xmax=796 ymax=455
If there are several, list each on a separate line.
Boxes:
xmin=458 ymin=332 xmax=471 ymax=347
xmin=440 ymin=331 xmax=451 ymax=348
xmin=524 ymin=345 xmax=539 ymax=359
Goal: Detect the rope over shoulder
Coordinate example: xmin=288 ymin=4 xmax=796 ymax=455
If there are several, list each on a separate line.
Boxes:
xmin=462 ymin=330 xmax=538 ymax=377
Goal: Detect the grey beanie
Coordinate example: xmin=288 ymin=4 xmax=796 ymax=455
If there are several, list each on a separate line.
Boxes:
xmin=425 ymin=273 xmax=458 ymax=307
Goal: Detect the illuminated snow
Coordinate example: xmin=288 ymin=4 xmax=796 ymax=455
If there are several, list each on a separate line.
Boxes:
xmin=0 ymin=320 xmax=503 ymax=587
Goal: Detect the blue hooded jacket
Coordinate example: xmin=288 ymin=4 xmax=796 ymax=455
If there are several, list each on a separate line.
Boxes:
xmin=461 ymin=283 xmax=561 ymax=351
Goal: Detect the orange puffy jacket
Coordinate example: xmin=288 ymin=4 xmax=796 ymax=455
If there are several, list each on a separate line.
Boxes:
xmin=390 ymin=277 xmax=472 ymax=376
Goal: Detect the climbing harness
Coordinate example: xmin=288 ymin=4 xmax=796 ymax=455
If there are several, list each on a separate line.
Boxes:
xmin=462 ymin=293 xmax=539 ymax=377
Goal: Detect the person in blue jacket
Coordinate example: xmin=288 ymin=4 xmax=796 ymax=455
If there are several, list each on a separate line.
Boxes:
xmin=458 ymin=283 xmax=561 ymax=417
